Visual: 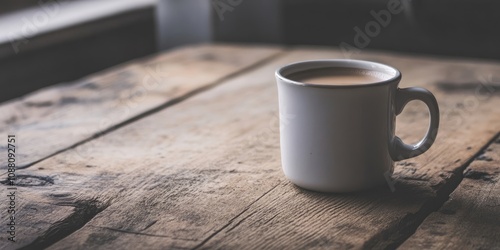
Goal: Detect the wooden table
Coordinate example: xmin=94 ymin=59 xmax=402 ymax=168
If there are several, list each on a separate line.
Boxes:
xmin=1 ymin=45 xmax=499 ymax=249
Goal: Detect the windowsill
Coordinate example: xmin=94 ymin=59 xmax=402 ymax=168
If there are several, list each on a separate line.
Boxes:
xmin=0 ymin=0 xmax=156 ymax=58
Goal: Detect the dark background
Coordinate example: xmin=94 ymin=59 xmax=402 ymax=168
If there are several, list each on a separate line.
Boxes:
xmin=214 ymin=0 xmax=500 ymax=59
xmin=2 ymin=0 xmax=500 ymax=103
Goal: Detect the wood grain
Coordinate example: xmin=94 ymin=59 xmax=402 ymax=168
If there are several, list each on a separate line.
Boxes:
xmin=1 ymin=46 xmax=499 ymax=249
xmin=399 ymin=137 xmax=500 ymax=249
xmin=0 ymin=44 xmax=282 ymax=168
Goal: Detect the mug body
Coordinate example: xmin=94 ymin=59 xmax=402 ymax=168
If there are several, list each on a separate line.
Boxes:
xmin=276 ymin=60 xmax=401 ymax=192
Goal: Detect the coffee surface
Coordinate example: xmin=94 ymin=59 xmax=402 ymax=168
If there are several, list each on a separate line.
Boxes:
xmin=288 ymin=68 xmax=390 ymax=86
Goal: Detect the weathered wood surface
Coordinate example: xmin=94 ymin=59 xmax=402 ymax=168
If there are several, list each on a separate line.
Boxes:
xmin=0 ymin=44 xmax=282 ymax=168
xmin=400 ymin=137 xmax=500 ymax=250
xmin=1 ymin=45 xmax=500 ymax=249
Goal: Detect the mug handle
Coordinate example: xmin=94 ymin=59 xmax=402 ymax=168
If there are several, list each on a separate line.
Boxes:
xmin=391 ymin=87 xmax=440 ymax=161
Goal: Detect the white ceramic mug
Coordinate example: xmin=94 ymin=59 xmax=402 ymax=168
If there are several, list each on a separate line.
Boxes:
xmin=275 ymin=60 xmax=439 ymax=192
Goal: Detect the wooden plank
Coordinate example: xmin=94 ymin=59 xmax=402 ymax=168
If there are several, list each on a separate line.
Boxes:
xmin=399 ymin=137 xmax=500 ymax=249
xmin=2 ymin=47 xmax=500 ymax=249
xmin=0 ymin=44 xmax=282 ymax=168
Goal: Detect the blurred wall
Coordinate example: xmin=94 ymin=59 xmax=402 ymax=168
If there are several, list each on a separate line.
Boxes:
xmin=157 ymin=0 xmax=500 ymax=60
xmin=156 ymin=0 xmax=212 ymax=50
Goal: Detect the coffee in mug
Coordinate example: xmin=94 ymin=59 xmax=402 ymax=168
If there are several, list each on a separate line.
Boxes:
xmin=287 ymin=68 xmax=390 ymax=86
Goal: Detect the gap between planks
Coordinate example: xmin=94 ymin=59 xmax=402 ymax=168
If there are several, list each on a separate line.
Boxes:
xmin=364 ymin=132 xmax=500 ymax=249
xmin=19 ymin=50 xmax=288 ymax=170
xmin=191 ymin=132 xmax=500 ymax=250
xmin=191 ymin=182 xmax=282 ymax=250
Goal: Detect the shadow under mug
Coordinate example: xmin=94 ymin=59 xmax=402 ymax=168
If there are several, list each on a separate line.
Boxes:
xmin=275 ymin=60 xmax=439 ymax=192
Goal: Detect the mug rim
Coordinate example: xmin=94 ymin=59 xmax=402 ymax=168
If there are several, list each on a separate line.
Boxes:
xmin=275 ymin=59 xmax=402 ymax=89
